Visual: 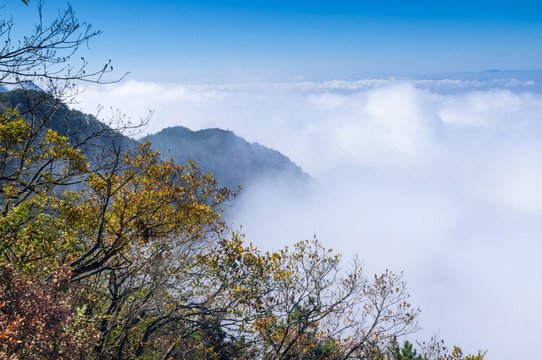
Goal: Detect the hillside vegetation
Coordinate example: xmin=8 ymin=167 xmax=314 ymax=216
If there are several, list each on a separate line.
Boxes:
xmin=144 ymin=126 xmax=309 ymax=190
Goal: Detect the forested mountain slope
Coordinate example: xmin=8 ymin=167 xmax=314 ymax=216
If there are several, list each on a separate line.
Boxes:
xmin=144 ymin=126 xmax=309 ymax=190
xmin=0 ymin=89 xmax=308 ymax=190
xmin=0 ymin=89 xmax=137 ymax=162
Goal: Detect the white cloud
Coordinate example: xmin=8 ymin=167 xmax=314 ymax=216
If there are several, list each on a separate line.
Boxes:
xmin=75 ymin=78 xmax=542 ymax=360
xmin=437 ymin=89 xmax=542 ymax=127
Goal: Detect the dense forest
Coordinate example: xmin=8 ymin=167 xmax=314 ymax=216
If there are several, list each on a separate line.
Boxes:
xmin=0 ymin=2 xmax=486 ymax=359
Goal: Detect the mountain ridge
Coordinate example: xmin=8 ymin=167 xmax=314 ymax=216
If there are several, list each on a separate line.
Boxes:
xmin=143 ymin=125 xmax=309 ymax=190
xmin=0 ymin=89 xmax=309 ymax=191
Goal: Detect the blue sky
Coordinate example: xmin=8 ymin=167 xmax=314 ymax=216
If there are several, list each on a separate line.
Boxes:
xmin=6 ymin=0 xmax=542 ymax=81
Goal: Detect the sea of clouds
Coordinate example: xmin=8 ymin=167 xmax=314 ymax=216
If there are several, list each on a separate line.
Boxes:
xmin=77 ymin=76 xmax=542 ymax=360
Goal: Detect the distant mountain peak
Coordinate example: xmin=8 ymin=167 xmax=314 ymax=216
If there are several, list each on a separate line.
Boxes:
xmin=0 ymin=81 xmax=44 ymax=92
xmin=143 ymin=126 xmax=309 ymax=190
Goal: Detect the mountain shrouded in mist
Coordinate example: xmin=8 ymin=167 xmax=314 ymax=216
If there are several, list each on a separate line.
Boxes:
xmin=0 ymin=89 xmax=308 ymax=192
xmin=0 ymin=89 xmax=137 ymax=162
xmin=143 ymin=126 xmax=309 ymax=190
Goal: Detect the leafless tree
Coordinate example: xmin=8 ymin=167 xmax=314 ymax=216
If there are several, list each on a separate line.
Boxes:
xmin=0 ymin=1 xmax=126 ymax=89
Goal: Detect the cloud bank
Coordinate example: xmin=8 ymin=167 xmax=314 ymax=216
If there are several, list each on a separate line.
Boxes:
xmin=76 ymin=77 xmax=542 ymax=360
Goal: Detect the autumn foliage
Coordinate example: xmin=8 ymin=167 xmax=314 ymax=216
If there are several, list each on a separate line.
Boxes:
xmin=0 ymin=265 xmax=97 ymax=359
xmin=0 ymin=105 xmax=487 ymax=360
